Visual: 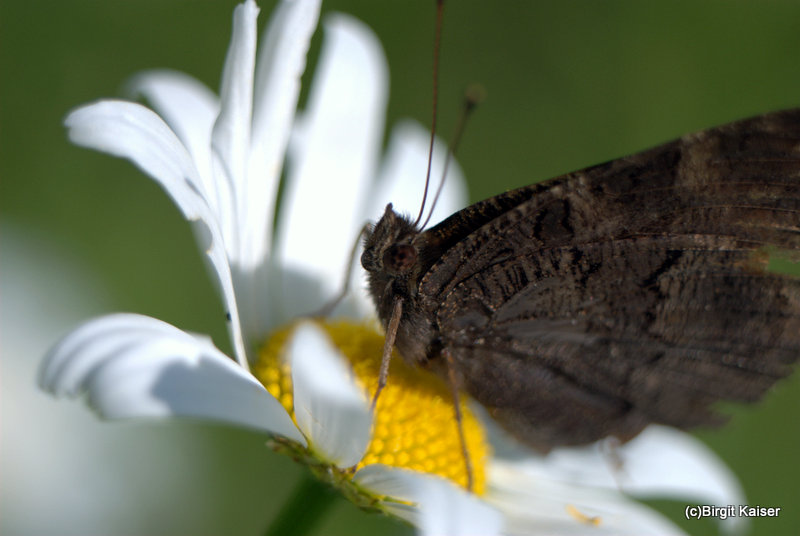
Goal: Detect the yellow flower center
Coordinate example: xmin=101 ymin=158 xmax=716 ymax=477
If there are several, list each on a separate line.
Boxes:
xmin=253 ymin=320 xmax=489 ymax=495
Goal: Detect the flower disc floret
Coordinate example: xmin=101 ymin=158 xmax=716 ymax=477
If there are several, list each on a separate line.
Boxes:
xmin=254 ymin=320 xmax=489 ymax=494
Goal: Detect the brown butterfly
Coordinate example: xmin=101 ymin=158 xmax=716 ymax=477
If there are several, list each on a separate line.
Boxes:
xmin=361 ymin=109 xmax=800 ymax=455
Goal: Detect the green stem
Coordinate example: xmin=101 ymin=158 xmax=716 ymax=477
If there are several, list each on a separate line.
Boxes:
xmin=264 ymin=473 xmax=337 ymax=536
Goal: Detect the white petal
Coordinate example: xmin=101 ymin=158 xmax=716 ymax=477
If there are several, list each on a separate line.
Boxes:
xmin=288 ymin=322 xmax=370 ymax=466
xmin=276 ymin=14 xmax=388 ymax=305
xmin=242 ymin=0 xmax=322 ymax=269
xmin=65 ymin=100 xmax=250 ymax=368
xmin=488 ymin=460 xmax=687 ymax=536
xmin=371 ymin=120 xmax=468 ymax=227
xmin=604 ymin=426 xmax=745 ymax=534
xmin=127 ymin=69 xmax=219 ymax=203
xmin=198 ymin=223 xmax=251 ymax=369
xmin=612 ymin=426 xmax=744 ymax=504
xmin=211 ymin=0 xmax=259 ymax=261
xmin=40 ymin=313 xmax=304 ymax=445
xmin=230 ymin=0 xmax=322 ymax=343
xmin=355 ymin=465 xmax=503 ymax=536
xmin=519 ymin=426 xmax=744 ymax=509
xmin=488 ymin=426 xmax=745 ymax=534
xmin=65 ymin=100 xmax=208 ymax=221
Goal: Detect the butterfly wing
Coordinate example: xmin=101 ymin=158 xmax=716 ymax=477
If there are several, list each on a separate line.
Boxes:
xmin=421 ymin=109 xmax=800 ymax=451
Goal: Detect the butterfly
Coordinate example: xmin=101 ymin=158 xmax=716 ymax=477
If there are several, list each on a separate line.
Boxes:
xmin=361 ymin=108 xmax=800 ymax=454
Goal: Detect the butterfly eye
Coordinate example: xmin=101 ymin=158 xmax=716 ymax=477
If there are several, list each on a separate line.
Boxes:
xmin=383 ymin=244 xmax=417 ymax=274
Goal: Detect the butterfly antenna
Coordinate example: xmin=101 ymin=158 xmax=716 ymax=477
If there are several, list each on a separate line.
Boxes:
xmin=413 ymin=0 xmax=445 ymax=228
xmin=420 ymin=84 xmax=485 ymax=230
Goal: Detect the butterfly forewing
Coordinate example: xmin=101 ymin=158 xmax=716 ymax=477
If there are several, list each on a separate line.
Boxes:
xmin=363 ymin=109 xmax=800 ymax=452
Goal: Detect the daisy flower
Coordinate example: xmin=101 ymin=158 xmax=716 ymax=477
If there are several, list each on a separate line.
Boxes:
xmin=40 ymin=1 xmax=745 ymax=534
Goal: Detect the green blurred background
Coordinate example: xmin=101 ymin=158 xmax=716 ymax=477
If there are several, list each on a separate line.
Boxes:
xmin=2 ymin=1 xmax=799 ymax=535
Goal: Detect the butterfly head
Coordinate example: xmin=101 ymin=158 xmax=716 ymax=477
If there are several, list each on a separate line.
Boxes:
xmin=361 ymin=204 xmax=422 ymax=274
xmin=361 ymin=203 xmax=425 ymax=317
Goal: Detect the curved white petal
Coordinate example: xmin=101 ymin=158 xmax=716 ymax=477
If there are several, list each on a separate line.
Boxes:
xmin=211 ymin=0 xmax=258 ymax=260
xmin=127 ymin=69 xmax=219 ymax=203
xmin=65 ymin=100 xmax=250 ymax=368
xmin=243 ymin=0 xmax=322 ymax=269
xmin=371 ymin=120 xmax=468 ymax=227
xmin=613 ymin=426 xmax=744 ymax=506
xmin=488 ymin=460 xmax=686 ymax=536
xmin=288 ymin=322 xmax=370 ymax=466
xmin=355 ymin=465 xmax=503 ymax=536
xmin=276 ymin=14 xmax=388 ymax=308
xmin=621 ymin=427 xmax=746 ymax=534
xmin=487 ymin=426 xmax=744 ymax=534
xmin=40 ymin=314 xmax=304 ymax=444
xmin=516 ymin=426 xmax=744 ymax=511
xmin=612 ymin=426 xmax=742 ymax=503
xmin=65 ymin=100 xmax=208 ymax=221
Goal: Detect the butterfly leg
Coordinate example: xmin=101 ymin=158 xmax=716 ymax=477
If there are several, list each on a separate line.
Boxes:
xmin=443 ymin=348 xmax=474 ymax=492
xmin=599 ymin=436 xmax=627 ymax=491
xmin=372 ymin=296 xmax=404 ymax=411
